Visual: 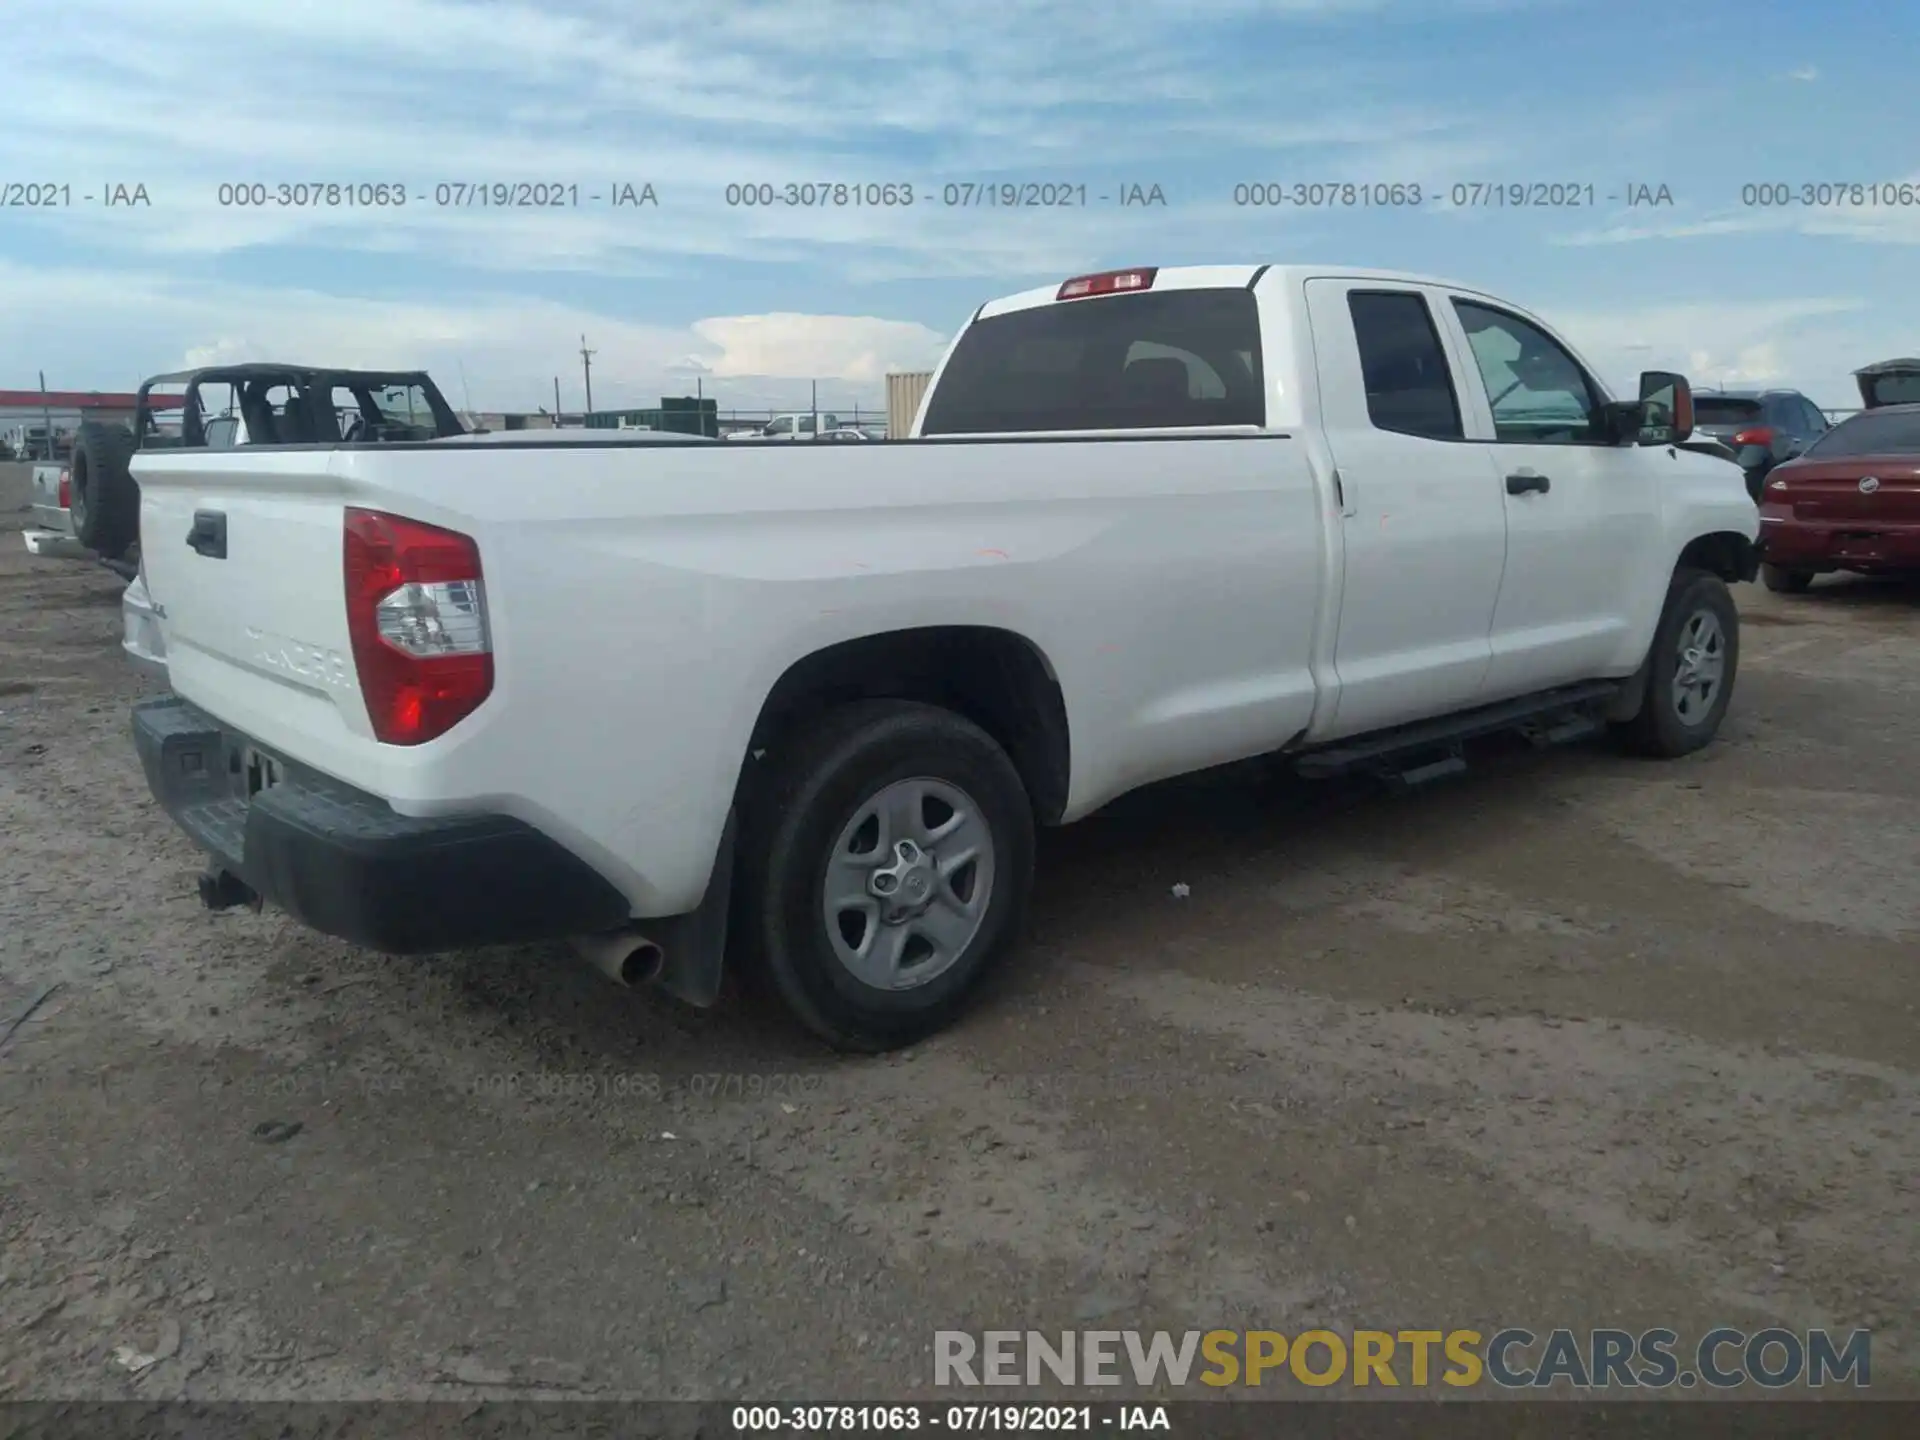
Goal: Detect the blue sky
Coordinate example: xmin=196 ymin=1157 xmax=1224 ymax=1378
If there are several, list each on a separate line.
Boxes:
xmin=1 ymin=0 xmax=1916 ymax=413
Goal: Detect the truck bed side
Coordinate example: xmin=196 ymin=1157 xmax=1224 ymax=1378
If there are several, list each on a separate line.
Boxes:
xmin=135 ymin=436 xmax=1328 ymax=915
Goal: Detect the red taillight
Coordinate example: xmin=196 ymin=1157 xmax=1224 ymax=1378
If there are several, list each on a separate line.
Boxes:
xmin=342 ymin=508 xmax=492 ymax=745
xmin=1057 ymin=267 xmax=1158 ymax=301
xmin=1731 ymin=427 xmax=1775 ymax=448
xmin=57 ymin=470 xmax=70 ymax=509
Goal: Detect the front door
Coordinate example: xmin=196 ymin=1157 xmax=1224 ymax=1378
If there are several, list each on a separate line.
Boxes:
xmin=1443 ymin=296 xmax=1662 ymax=697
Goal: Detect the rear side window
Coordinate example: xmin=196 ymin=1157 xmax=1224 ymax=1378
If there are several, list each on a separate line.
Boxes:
xmin=1348 ymin=291 xmax=1463 ymax=441
xmin=1806 ymin=409 xmax=1920 ymax=456
xmin=919 ymin=288 xmax=1265 ymax=434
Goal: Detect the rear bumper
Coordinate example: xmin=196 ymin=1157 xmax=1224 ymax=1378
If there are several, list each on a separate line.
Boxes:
xmin=23 ymin=527 xmax=91 ymax=560
xmin=1758 ymin=513 xmax=1920 ymax=571
xmin=131 ymin=695 xmax=631 ymax=953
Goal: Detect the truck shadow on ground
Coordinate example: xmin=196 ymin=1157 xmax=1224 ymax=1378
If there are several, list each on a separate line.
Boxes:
xmin=480 ymin=732 xmax=1618 ymax=1070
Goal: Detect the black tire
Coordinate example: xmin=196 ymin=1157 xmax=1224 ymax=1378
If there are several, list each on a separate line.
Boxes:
xmin=738 ymin=700 xmax=1035 ymax=1051
xmin=1615 ymin=567 xmax=1740 ymax=759
xmin=68 ymin=421 xmax=139 ymax=559
xmin=1761 ymin=562 xmax=1813 ymax=595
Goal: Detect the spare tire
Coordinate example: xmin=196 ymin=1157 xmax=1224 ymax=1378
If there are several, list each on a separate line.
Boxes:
xmin=69 ymin=421 xmax=139 ymax=560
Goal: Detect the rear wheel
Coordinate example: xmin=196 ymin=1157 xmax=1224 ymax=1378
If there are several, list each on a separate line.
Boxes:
xmin=1761 ymin=563 xmax=1813 ymax=594
xmin=739 ymin=700 xmax=1035 ymax=1051
xmin=68 ymin=422 xmax=139 ymax=559
xmin=1615 ymin=567 xmax=1740 ymax=759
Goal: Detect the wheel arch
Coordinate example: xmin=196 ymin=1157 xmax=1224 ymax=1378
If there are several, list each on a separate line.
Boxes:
xmin=1677 ymin=530 xmax=1759 ymax=585
xmin=738 ymin=625 xmax=1072 ymax=825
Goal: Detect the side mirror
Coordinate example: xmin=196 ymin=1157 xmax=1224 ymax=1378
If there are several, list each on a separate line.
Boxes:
xmin=1636 ymin=370 xmax=1693 ymax=446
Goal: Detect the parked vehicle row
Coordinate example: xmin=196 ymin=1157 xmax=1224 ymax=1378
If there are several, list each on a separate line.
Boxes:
xmin=1756 ymin=401 xmax=1920 ymax=592
xmin=125 ymin=262 xmax=1757 ymax=1050
xmin=22 ymin=365 xmax=472 ymax=571
xmin=1691 ymin=387 xmax=1830 ymax=503
xmin=724 ymin=412 xmax=881 ymax=441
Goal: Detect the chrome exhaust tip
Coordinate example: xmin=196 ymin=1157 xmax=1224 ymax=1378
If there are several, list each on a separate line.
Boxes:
xmin=569 ymin=929 xmax=666 ymax=988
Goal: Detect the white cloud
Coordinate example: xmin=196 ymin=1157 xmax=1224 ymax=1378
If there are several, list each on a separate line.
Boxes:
xmin=1544 ymin=296 xmax=1891 ymax=407
xmin=0 ymin=0 xmax=1523 ymax=275
xmin=690 ymin=315 xmax=944 ymax=384
xmin=0 ymin=260 xmax=943 ymax=412
xmin=1788 ymin=65 xmax=1819 ymax=82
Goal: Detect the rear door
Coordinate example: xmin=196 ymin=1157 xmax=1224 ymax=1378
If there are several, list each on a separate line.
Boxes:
xmin=1443 ymin=295 xmax=1661 ymax=696
xmin=1303 ymin=279 xmax=1507 ymax=737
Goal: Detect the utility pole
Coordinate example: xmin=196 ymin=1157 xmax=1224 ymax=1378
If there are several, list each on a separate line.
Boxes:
xmin=579 ymin=335 xmax=596 ymax=415
xmin=38 ymin=371 xmax=54 ymax=461
xmin=554 ymin=376 xmax=562 ymax=421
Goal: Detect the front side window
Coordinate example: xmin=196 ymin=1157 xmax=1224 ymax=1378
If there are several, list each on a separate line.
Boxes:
xmin=1454 ymin=300 xmax=1605 ymax=444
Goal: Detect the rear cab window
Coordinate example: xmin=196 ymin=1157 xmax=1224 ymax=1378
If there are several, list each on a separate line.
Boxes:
xmin=919 ymin=288 xmax=1265 ymax=434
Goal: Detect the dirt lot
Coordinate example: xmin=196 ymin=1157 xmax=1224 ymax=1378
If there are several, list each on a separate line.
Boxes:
xmin=1 ymin=458 xmax=1915 ymax=1403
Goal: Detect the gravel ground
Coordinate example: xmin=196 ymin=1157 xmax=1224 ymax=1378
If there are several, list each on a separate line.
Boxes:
xmin=1 ymin=460 xmax=1915 ymax=1403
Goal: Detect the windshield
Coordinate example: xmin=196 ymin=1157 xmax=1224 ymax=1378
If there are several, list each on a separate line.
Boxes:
xmin=1804 ymin=409 xmax=1920 ymax=457
xmin=920 ymin=288 xmax=1265 ymax=434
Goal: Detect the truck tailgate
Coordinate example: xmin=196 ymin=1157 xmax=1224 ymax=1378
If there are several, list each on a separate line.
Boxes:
xmin=134 ymin=450 xmax=371 ymax=765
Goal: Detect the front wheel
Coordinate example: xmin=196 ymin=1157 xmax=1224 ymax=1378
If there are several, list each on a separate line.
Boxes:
xmin=1614 ymin=567 xmax=1740 ymax=759
xmin=740 ymin=700 xmax=1036 ymax=1051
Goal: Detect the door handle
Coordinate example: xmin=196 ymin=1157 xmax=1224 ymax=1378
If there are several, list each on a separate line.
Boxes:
xmin=187 ymin=510 xmax=227 ymax=558
xmin=1506 ymin=472 xmax=1550 ymax=495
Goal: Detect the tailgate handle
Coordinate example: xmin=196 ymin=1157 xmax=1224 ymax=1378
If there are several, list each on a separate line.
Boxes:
xmin=187 ymin=510 xmax=227 ymax=559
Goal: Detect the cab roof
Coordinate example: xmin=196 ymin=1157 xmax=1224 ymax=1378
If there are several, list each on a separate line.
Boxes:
xmin=972 ymin=263 xmax=1490 ymax=321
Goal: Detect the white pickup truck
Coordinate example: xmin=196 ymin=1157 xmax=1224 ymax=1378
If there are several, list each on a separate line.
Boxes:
xmin=724 ymin=411 xmax=848 ymax=440
xmin=129 ymin=263 xmax=1757 ymax=1050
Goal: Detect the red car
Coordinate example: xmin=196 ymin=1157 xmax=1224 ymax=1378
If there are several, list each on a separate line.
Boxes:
xmin=1757 ymin=403 xmax=1920 ymax=592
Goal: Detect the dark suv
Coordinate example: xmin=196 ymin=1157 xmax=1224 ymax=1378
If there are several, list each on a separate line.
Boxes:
xmin=1691 ymin=388 xmax=1830 ymax=502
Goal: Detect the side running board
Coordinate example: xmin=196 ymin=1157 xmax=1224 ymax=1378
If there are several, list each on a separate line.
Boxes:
xmin=1293 ymin=680 xmax=1623 ymax=785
